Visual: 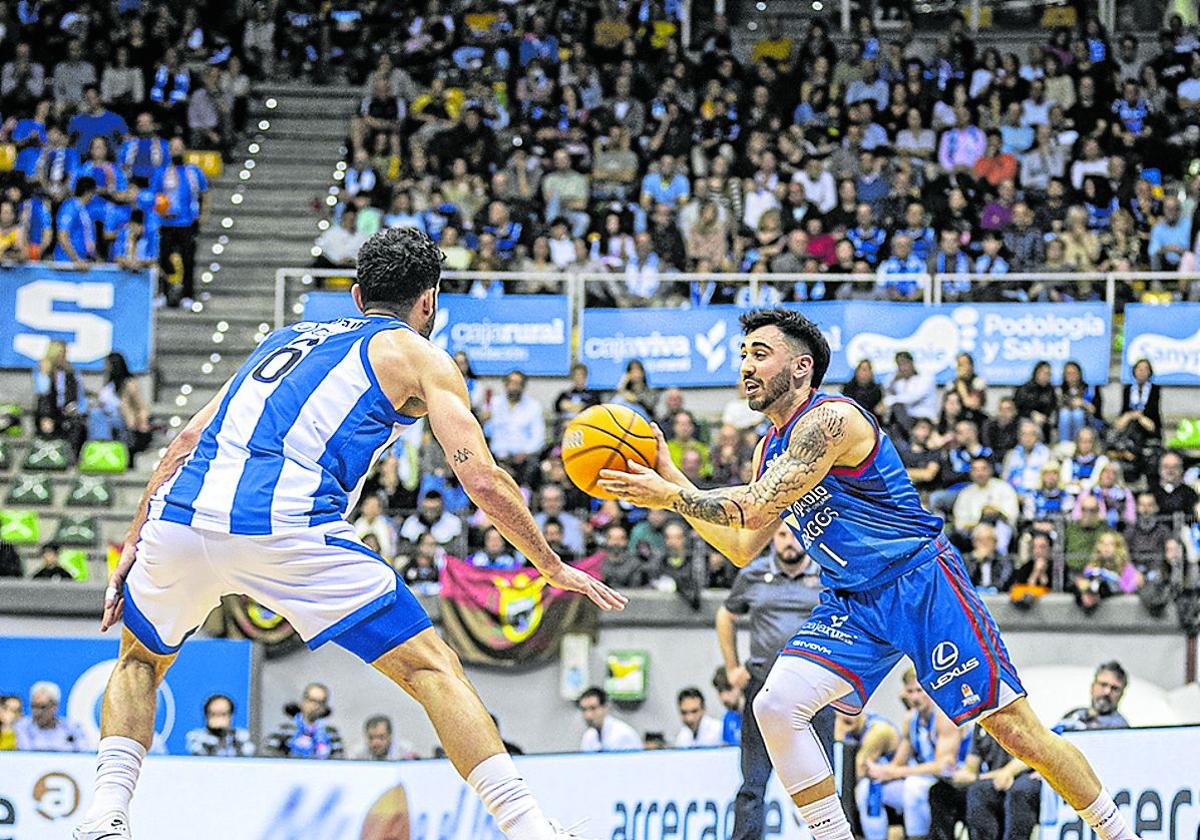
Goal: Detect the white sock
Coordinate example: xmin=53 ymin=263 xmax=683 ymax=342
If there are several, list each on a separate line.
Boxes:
xmin=1080 ymin=791 xmax=1137 ymax=840
xmin=83 ymin=736 xmax=146 ymax=822
xmin=468 ymin=753 xmax=554 ymax=840
xmin=798 ymin=793 xmax=855 ymax=840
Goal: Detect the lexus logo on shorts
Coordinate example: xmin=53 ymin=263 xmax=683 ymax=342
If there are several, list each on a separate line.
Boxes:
xmin=932 ymin=642 xmax=959 ymax=671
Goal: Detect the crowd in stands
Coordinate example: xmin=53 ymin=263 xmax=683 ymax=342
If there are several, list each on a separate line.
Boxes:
xmin=0 ymin=2 xmax=268 ymax=305
xmin=316 ymin=2 xmax=1200 ymax=305
xmin=344 ymin=349 xmax=1200 ymax=617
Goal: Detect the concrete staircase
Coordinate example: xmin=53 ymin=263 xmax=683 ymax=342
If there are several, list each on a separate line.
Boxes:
xmin=152 ymin=82 xmax=360 ymax=422
xmin=0 ymin=84 xmax=362 ymax=574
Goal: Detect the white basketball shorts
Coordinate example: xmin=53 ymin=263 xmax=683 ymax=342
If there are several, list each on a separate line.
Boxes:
xmin=122 ymin=518 xmax=432 ymax=662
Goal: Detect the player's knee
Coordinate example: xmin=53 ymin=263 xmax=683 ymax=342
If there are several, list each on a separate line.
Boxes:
xmin=982 ymin=706 xmax=1040 ymax=760
xmin=114 ymin=650 xmax=162 ymax=686
xmin=116 ymin=636 xmax=171 ymax=683
xmin=752 ymin=683 xmax=791 ymax=732
xmin=383 ymin=635 xmax=463 ymax=691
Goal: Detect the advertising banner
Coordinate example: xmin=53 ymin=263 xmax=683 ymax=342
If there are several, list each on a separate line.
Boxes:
xmin=302 ymin=292 xmax=571 ymax=376
xmin=1041 ymin=726 xmax=1199 ymax=840
xmin=0 ymin=746 xmax=812 ymax=840
xmin=1122 ymin=303 xmax=1200 ymax=385
xmin=0 ymin=637 xmax=252 ymax=756
xmin=580 ymin=303 xmax=1110 ymax=388
xmin=0 ymin=266 xmax=154 ymax=371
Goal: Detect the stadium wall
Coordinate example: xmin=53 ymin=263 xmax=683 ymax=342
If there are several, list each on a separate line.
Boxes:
xmin=1 ymin=726 xmax=1197 ymax=840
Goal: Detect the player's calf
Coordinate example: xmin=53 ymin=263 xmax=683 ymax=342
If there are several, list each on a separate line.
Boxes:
xmin=75 ymin=631 xmax=176 ymax=838
xmin=753 ymin=657 xmax=856 ymax=840
xmin=981 ymin=699 xmax=1140 ymax=840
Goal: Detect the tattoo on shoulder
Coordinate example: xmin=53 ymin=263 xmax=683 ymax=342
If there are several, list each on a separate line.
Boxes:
xmin=666 ymin=403 xmax=850 ymax=529
xmin=452 ymin=448 xmax=473 ymax=465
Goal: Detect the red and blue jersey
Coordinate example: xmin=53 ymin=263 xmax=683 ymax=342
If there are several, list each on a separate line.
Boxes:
xmin=757 ymin=390 xmax=944 ymax=593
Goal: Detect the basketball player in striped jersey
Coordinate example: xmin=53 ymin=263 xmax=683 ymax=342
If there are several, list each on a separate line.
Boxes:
xmin=599 ymin=309 xmax=1141 ymax=840
xmin=74 ymin=228 xmax=625 ymax=839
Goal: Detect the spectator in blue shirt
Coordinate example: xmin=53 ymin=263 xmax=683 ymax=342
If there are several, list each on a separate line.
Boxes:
xmin=875 ymin=233 xmax=926 ymax=300
xmin=14 ymin=185 xmax=51 ymax=260
xmin=54 ymin=175 xmax=98 ymax=264
xmin=75 ymin=137 xmax=129 ymax=245
xmin=895 ymin=201 xmax=936 ymax=263
xmin=640 ymin=154 xmax=690 ymax=208
xmin=480 ymin=199 xmax=523 ymax=257
xmin=974 ymin=231 xmax=1011 ymax=276
xmin=149 ymin=136 xmax=208 ymax=305
xmin=118 ymin=112 xmax=169 ymax=188
xmin=68 ymin=86 xmax=129 ymax=157
xmin=10 ymin=97 xmax=49 ymax=181
xmin=930 ymin=228 xmax=973 ymax=299
xmin=148 ymin=47 xmax=191 ymax=129
xmin=104 ymin=188 xmax=158 ymax=258
xmin=381 ymin=189 xmax=425 ymax=231
xmin=517 ymin=14 xmax=559 ymax=68
xmin=846 ymin=62 xmax=889 ymax=110
xmin=111 ymin=207 xmax=159 ymax=271
xmin=33 ymin=123 xmax=79 ymax=203
xmin=1148 ymin=195 xmax=1191 ymax=270
xmin=846 ymin=203 xmax=887 ymax=265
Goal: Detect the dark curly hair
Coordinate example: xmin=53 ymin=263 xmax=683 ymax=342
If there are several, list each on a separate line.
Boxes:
xmin=356 ymin=227 xmax=444 ymax=313
xmin=739 ymin=308 xmax=831 ymax=389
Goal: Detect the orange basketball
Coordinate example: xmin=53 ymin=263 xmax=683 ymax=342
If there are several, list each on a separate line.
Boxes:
xmin=561 ymin=404 xmax=657 ymax=500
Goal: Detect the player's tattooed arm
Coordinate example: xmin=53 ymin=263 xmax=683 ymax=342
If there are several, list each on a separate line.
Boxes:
xmin=451 ymin=447 xmax=473 ymax=464
xmin=666 ymin=403 xmax=850 ymax=530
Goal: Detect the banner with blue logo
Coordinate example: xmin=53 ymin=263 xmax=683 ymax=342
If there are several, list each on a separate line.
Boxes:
xmin=1122 ymin=303 xmax=1200 ymax=385
xmin=303 ymin=292 xmax=571 ymax=376
xmin=0 ymin=636 xmax=252 ymax=755
xmin=0 ymin=266 xmax=154 ymax=372
xmin=827 ymin=302 xmax=1110 ymax=386
xmin=581 ymin=303 xmax=1110 ymax=389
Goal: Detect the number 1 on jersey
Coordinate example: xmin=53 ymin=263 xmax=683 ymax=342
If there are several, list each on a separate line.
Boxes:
xmin=818 ymin=543 xmax=849 ymax=567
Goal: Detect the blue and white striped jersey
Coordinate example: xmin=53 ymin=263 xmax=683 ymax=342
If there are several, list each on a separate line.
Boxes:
xmin=152 ymin=316 xmax=418 ymax=535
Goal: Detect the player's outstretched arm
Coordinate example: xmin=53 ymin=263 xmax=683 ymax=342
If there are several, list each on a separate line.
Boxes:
xmin=645 ymin=422 xmax=775 ymax=565
xmin=415 ymin=346 xmax=627 ymax=611
xmin=599 ymin=401 xmax=867 ymax=532
xmin=102 ymin=379 xmax=231 ymax=631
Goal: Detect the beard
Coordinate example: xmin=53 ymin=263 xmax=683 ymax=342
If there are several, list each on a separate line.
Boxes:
xmin=777 ymin=547 xmax=803 ymax=564
xmin=746 ymin=366 xmax=792 ymax=412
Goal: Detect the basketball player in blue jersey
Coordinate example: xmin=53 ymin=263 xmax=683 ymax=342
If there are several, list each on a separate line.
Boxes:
xmin=599 ymin=308 xmax=1141 ymax=840
xmin=74 ymin=228 xmax=624 ymax=840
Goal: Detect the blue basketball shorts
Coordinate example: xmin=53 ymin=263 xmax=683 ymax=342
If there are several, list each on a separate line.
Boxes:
xmin=780 ymin=537 xmax=1025 ymax=725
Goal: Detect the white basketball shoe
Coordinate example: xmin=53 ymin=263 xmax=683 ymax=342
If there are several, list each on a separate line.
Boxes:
xmin=72 ymin=811 xmax=132 ymax=839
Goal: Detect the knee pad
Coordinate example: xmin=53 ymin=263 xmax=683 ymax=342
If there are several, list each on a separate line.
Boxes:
xmin=754 ymin=657 xmax=845 ymax=733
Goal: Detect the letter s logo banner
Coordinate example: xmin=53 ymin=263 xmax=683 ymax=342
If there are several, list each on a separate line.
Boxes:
xmin=932 ymin=642 xmax=959 ymax=671
xmin=0 ymin=266 xmax=154 ymax=371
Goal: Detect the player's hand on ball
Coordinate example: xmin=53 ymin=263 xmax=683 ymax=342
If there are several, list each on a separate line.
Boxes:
xmin=543 ymin=562 xmax=628 ymax=611
xmin=597 ymin=461 xmax=677 ymax=509
xmin=101 ymin=540 xmax=137 ymax=632
xmin=648 ymin=422 xmax=686 ymax=483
